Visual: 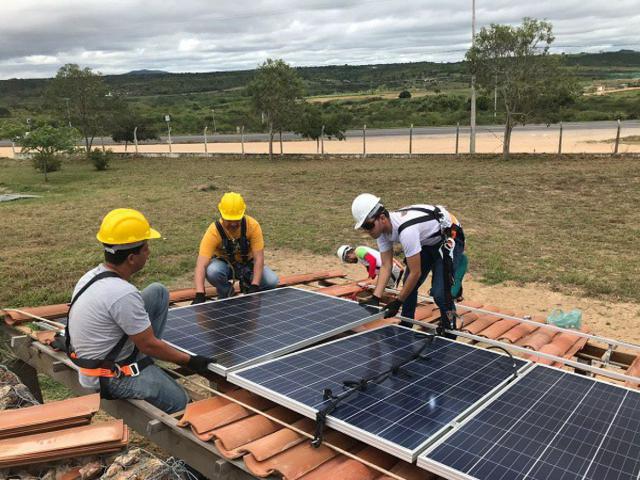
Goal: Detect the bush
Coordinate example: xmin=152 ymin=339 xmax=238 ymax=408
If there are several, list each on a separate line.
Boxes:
xmin=398 ymin=90 xmax=412 ymax=99
xmin=32 ymin=154 xmax=62 ymax=173
xmin=89 ymin=148 xmax=112 ymax=171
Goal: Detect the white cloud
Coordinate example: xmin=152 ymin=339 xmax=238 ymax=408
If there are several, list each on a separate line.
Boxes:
xmin=0 ymin=0 xmax=638 ymax=79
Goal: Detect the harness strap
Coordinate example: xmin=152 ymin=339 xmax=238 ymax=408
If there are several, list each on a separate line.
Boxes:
xmin=66 ymin=270 xmax=153 ymax=381
xmin=215 ymin=218 xmax=250 ymax=264
xmin=396 ymin=206 xmax=441 ymax=237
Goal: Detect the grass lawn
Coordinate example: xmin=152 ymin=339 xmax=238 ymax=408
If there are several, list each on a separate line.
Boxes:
xmin=1 ymin=153 xmax=639 ymax=309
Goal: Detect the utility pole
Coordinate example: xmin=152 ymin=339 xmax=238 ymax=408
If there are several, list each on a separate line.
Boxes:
xmin=204 ymin=126 xmax=208 ymax=156
xmin=211 ymin=109 xmax=216 ymax=135
xmin=133 ymin=126 xmax=139 ymax=155
xmin=469 ymin=0 xmax=477 ymax=154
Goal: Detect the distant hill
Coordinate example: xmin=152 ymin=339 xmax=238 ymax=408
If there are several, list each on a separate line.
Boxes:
xmin=1 ymin=50 xmax=638 ymax=103
xmin=126 ymin=69 xmax=170 ymax=75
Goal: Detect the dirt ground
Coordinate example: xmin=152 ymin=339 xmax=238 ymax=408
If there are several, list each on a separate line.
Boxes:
xmin=2 ymin=126 xmax=639 ymax=158
xmin=169 ymin=248 xmax=640 ymax=349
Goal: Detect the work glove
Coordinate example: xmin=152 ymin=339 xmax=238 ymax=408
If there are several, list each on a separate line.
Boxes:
xmin=191 ymin=292 xmax=206 ymax=305
xmin=382 ymin=299 xmax=403 ymax=318
xmin=246 ymin=284 xmax=261 ymax=294
xmin=187 ymin=355 xmax=215 ymax=374
xmin=359 ymin=295 xmax=380 ymax=307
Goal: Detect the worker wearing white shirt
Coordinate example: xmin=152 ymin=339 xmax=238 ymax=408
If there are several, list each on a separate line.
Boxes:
xmin=351 ymin=193 xmax=466 ymax=334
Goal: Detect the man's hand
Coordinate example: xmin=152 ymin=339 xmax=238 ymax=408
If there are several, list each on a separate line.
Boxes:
xmin=191 ymin=292 xmax=206 ymax=305
xmin=359 ymin=295 xmax=380 ymax=307
xmin=247 ymin=284 xmax=260 ymax=294
xmin=187 ymin=355 xmax=215 ymax=374
xmin=382 ymin=299 xmax=402 ymax=318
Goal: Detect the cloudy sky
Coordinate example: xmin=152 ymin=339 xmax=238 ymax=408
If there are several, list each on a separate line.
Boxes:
xmin=1 ymin=0 xmax=638 ymax=79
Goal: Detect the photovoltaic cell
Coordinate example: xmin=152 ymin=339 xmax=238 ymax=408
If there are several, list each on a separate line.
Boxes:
xmin=418 ymin=365 xmax=640 ymax=480
xmin=229 ymin=325 xmax=527 ymax=461
xmin=162 ymin=287 xmax=380 ymax=375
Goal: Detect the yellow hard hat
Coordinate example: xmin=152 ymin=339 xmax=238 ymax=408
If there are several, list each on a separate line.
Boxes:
xmin=218 ymin=192 xmax=246 ymax=220
xmin=96 ymin=208 xmax=161 ymax=245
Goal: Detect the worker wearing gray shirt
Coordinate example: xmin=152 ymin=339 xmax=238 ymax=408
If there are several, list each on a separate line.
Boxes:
xmin=66 ymin=208 xmax=214 ymax=413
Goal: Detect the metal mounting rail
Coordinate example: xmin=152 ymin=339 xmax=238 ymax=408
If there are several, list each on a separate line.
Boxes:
xmin=405 ymin=317 xmax=640 ymax=385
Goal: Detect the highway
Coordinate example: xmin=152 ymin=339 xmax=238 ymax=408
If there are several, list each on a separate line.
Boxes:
xmin=1 ymin=120 xmax=638 ymax=146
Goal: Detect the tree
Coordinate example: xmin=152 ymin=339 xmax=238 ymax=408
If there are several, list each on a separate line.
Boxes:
xmin=18 ymin=125 xmax=77 ymax=181
xmin=111 ymin=112 xmax=159 ymax=151
xmin=247 ymin=59 xmax=305 ymax=160
xmin=466 ymin=18 xmax=579 ymax=158
xmin=398 ymin=90 xmax=412 ymax=99
xmin=46 ymin=64 xmax=113 ymax=156
xmin=293 ymin=104 xmax=350 ymax=153
xmin=0 ymin=120 xmax=26 ymax=156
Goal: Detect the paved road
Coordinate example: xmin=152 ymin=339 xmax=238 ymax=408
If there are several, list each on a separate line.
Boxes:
xmin=1 ymin=120 xmax=638 ymax=146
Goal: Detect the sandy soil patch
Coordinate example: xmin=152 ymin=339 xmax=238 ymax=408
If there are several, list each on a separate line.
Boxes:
xmin=2 ymin=126 xmax=639 ymax=159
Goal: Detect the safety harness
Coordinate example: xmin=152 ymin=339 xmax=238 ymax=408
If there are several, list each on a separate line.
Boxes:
xmin=215 ymin=218 xmax=250 ymax=264
xmin=396 ymin=206 xmax=464 ymax=336
xmin=65 ymin=271 xmax=154 ymax=397
xmin=214 ymin=218 xmax=255 ymax=292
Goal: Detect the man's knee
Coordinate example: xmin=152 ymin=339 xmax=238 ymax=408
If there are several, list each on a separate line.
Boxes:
xmin=205 ymin=261 xmax=230 ymax=284
xmin=261 ymin=267 xmax=279 ymax=289
xmin=142 ymin=283 xmax=169 ymax=310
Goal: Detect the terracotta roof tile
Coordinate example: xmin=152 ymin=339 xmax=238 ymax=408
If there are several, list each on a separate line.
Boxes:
xmin=243 ymin=429 xmax=357 ymax=480
xmin=374 ymin=460 xmax=437 ymax=480
xmin=518 ymin=328 xmax=558 ymax=351
xmin=242 ymin=418 xmax=316 ymax=462
xmin=213 ymin=407 xmax=301 ymax=458
xmin=0 ymin=394 xmax=100 ymax=439
xmin=299 ymin=445 xmax=396 ymax=480
xmin=317 ymin=284 xmax=366 ymax=298
xmin=498 ymin=316 xmax=545 ymax=343
xmin=625 ymin=355 xmax=640 ymax=388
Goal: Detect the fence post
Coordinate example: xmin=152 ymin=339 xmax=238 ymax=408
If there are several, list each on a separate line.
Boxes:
xmin=167 ymin=125 xmax=172 ymax=153
xmin=241 ymin=125 xmax=245 ymax=156
xmin=614 ymin=119 xmax=621 ymax=155
xmin=455 ymin=122 xmax=460 ymax=155
xmin=11 ymin=142 xmax=16 ymax=156
xmin=321 ymin=125 xmax=325 ymax=157
xmin=557 ymin=121 xmax=563 ymax=155
xmin=363 ymin=124 xmax=367 ymax=158
xmin=204 ymin=126 xmax=208 ymax=156
xmin=134 ymin=127 xmax=138 ymax=154
xmin=409 ymin=124 xmax=413 ymax=157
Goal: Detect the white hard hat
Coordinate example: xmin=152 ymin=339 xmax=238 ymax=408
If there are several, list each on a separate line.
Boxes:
xmin=337 ymin=244 xmax=353 ymax=262
xmin=351 ymin=193 xmax=382 ymax=229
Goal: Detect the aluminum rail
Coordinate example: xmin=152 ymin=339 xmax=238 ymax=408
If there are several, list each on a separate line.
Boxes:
xmin=404 ymin=316 xmax=639 ymax=385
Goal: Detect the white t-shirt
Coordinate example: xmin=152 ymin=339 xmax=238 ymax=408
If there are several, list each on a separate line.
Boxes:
xmin=377 ymin=205 xmax=452 ymax=258
xmin=68 ymin=265 xmax=151 ymax=389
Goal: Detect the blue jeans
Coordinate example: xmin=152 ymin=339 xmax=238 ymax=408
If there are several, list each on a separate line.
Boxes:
xmin=101 ymin=283 xmax=189 ymax=414
xmin=401 ymin=235 xmax=466 ymax=326
xmin=205 ymin=258 xmax=279 ymax=298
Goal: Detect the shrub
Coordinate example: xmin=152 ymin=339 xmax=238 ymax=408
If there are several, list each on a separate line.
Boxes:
xmin=398 ymin=90 xmax=412 ymax=99
xmin=32 ymin=154 xmax=62 ymax=173
xmin=89 ymin=148 xmax=112 ymax=171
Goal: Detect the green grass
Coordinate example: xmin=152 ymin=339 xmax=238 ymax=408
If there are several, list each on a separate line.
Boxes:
xmin=1 ymin=153 xmax=639 ymax=310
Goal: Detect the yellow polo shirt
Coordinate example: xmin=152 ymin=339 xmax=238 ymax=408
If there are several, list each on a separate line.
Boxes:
xmin=198 ymin=215 xmax=265 ymax=262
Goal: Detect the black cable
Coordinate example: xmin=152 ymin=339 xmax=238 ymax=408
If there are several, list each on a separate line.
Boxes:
xmin=486 ymin=345 xmax=519 ymax=381
xmin=311 ymin=333 xmax=434 ymax=447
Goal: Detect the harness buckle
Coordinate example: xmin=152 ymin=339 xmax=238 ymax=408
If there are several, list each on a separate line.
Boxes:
xmin=118 ymin=362 xmax=140 ymax=377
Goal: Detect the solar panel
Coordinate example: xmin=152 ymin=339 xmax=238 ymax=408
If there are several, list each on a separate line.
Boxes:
xmin=418 ymin=364 xmax=640 ymax=480
xmin=163 ymin=287 xmax=381 ymax=375
xmin=229 ymin=325 xmax=529 ymax=461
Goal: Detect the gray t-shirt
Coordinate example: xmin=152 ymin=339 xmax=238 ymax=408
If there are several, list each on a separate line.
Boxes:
xmin=68 ymin=264 xmax=151 ymax=389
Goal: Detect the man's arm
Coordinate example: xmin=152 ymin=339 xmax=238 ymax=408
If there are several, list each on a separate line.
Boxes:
xmin=396 ymin=253 xmax=421 ymax=302
xmin=373 ymin=249 xmax=394 ymax=298
xmin=194 ymin=255 xmax=210 ymax=293
xmin=251 ymin=249 xmax=264 ymax=286
xmin=130 ymin=327 xmax=191 ymax=365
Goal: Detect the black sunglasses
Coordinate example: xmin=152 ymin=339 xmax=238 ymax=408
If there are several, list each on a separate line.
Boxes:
xmin=361 ymin=216 xmax=378 ymax=231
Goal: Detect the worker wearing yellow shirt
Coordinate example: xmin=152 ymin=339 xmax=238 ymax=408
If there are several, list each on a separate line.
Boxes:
xmin=192 ymin=192 xmax=279 ymax=303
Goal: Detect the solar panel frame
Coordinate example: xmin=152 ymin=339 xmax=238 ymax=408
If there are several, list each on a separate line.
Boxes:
xmin=163 ymin=286 xmax=384 ymax=376
xmin=229 ymin=325 xmax=531 ymax=462
xmin=417 ymin=363 xmax=640 ymax=480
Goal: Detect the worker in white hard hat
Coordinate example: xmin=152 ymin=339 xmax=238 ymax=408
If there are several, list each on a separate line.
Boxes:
xmin=350 ymin=193 xmax=467 ymax=336
xmin=337 ymin=244 xmax=404 ymax=288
